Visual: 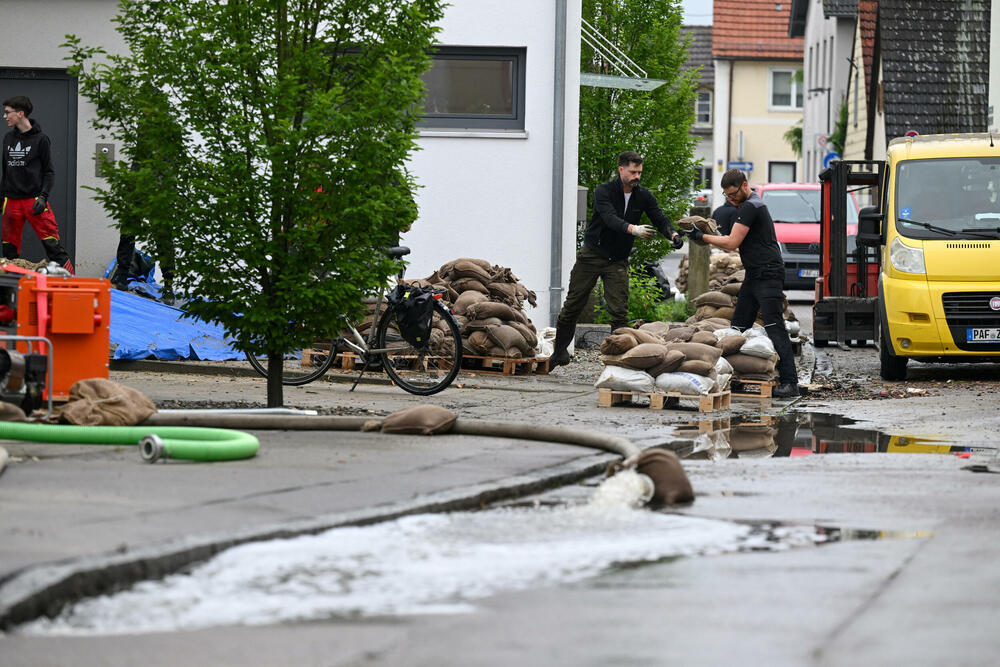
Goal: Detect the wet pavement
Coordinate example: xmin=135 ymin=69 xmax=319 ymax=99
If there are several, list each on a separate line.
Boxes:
xmin=3 ymin=296 xmax=1000 ymax=665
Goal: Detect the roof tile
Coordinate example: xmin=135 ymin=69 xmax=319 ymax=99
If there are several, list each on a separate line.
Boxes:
xmin=823 ymin=0 xmax=859 ymax=17
xmin=880 ymin=0 xmax=989 ymax=138
xmin=683 ymin=25 xmax=714 ymax=87
xmin=713 ymin=0 xmax=804 ymax=60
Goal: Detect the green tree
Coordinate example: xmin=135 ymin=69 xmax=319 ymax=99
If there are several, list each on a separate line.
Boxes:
xmin=65 ymin=0 xmax=443 ymax=407
xmin=579 ymin=0 xmax=699 ymax=267
xmin=828 ymin=100 xmax=849 ymax=156
xmin=784 ymin=120 xmax=803 ymax=158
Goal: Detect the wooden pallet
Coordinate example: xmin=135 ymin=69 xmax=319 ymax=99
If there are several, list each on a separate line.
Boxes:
xmin=301 ymin=347 xmax=334 ymax=368
xmin=730 ymin=378 xmax=777 ymax=405
xmin=676 ymin=417 xmax=732 ymax=435
xmin=461 ymin=355 xmax=550 ymax=376
xmin=730 ymin=379 xmax=776 ymax=398
xmin=597 ymin=388 xmax=731 ymax=413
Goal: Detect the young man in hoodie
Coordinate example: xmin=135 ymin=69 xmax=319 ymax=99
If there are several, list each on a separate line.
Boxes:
xmin=1 ymin=96 xmax=74 ymax=273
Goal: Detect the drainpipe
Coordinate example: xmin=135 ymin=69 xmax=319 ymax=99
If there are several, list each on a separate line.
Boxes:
xmin=549 ymin=0 xmax=568 ymax=327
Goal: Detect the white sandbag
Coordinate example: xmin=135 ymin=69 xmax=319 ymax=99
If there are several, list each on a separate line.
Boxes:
xmin=740 ymin=335 xmax=776 ymax=359
xmin=715 ymin=372 xmax=732 ymax=392
xmin=715 ymin=356 xmax=734 ymax=375
xmin=654 ymin=371 xmax=715 ymax=396
xmin=594 ymin=366 xmax=655 ymax=393
xmin=537 ymin=326 xmax=572 ymax=359
xmin=713 ymin=327 xmax=744 ymax=341
xmin=785 ymin=320 xmax=801 ymax=336
xmin=743 ymin=325 xmax=767 ymax=339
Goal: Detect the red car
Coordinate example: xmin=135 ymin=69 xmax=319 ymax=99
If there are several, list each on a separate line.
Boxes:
xmin=753 ymin=183 xmax=859 ymax=291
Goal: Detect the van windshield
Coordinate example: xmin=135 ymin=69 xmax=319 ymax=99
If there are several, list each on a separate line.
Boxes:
xmin=760 ymin=189 xmax=859 ymax=223
xmin=895 ymin=157 xmax=1000 ymax=239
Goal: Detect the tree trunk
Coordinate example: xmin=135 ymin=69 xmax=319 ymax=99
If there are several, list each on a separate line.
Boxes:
xmin=267 ymin=354 xmax=284 ymax=407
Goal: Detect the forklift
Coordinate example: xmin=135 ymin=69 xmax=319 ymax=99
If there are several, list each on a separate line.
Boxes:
xmin=812 ymin=160 xmax=884 ymax=347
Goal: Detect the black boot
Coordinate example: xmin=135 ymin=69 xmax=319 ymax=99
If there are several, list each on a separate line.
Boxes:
xmin=550 ymin=321 xmax=576 ymax=367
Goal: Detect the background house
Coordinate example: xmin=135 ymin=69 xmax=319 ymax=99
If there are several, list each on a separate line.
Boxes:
xmin=844 ymin=0 xmax=990 ymax=161
xmin=0 ymin=0 xmax=582 ymax=327
xmin=711 ymin=0 xmax=805 ymax=209
xmin=789 ymin=0 xmax=858 ymax=183
xmin=684 ymin=25 xmax=715 ymax=193
xmin=841 ymin=0 xmax=878 ymax=161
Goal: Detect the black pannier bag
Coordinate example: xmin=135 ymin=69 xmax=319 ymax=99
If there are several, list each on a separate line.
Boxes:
xmin=386 ymin=284 xmax=435 ymax=348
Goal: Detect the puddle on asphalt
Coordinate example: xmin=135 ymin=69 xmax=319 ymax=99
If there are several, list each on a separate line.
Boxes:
xmin=16 ymin=470 xmax=924 ymax=638
xmin=661 ymin=411 xmax=997 ymax=461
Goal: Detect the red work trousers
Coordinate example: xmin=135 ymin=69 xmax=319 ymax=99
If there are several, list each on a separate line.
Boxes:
xmin=1 ymin=197 xmax=74 ymax=273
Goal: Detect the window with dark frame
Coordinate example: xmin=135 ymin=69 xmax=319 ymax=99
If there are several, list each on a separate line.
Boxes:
xmin=695 ymin=91 xmax=712 ymax=125
xmin=418 ymin=46 xmax=526 ymax=130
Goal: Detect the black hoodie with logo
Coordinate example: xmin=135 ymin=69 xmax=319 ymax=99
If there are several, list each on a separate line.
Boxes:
xmin=1 ymin=119 xmax=54 ymax=201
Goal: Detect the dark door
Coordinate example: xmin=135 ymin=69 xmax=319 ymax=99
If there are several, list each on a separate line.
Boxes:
xmin=0 ymin=69 xmax=78 ymax=265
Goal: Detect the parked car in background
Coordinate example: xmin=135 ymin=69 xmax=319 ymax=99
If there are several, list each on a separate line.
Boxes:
xmin=754 ymin=182 xmax=860 ymax=291
xmin=690 ymin=188 xmax=712 ymax=209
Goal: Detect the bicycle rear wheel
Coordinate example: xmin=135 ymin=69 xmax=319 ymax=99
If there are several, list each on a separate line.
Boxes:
xmin=245 ymin=340 xmax=337 ymax=386
xmin=375 ymin=300 xmax=462 ymax=395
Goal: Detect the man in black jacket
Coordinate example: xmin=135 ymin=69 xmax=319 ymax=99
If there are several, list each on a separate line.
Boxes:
xmin=1 ymin=96 xmax=74 ymax=272
xmin=551 ymin=151 xmax=683 ymax=367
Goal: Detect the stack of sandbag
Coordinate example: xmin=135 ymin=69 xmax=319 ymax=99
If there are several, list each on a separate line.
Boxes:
xmin=593 ymin=318 xmax=783 ymax=397
xmin=408 ymin=257 xmax=540 ymax=359
xmin=677 ymin=250 xmax=798 ymax=337
xmin=675 ymin=249 xmax=743 ymax=295
xmin=593 ymin=321 xmax=734 ymax=397
xmin=711 ymin=325 xmax=779 ymax=383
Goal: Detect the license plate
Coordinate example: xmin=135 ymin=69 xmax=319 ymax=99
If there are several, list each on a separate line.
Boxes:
xmin=798 ymin=269 xmax=819 ymax=278
xmin=967 ymin=327 xmax=1000 ymax=342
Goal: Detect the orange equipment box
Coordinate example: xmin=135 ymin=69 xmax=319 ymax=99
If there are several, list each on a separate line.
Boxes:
xmin=14 ymin=275 xmax=111 ymax=400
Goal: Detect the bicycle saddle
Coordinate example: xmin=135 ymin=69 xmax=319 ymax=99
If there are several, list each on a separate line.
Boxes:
xmin=386 ymin=246 xmax=411 ymax=258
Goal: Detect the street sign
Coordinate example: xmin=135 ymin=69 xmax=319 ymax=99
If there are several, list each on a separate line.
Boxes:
xmin=817 ymin=134 xmax=829 ymax=147
xmin=728 ymin=161 xmax=753 ymax=172
xmin=823 ymin=152 xmax=840 ymax=169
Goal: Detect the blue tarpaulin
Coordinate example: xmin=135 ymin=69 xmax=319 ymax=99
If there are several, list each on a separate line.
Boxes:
xmin=110 ymin=290 xmax=241 ymax=361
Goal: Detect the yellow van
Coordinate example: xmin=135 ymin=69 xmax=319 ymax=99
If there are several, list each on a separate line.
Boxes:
xmin=858 ymin=133 xmax=1000 ymax=380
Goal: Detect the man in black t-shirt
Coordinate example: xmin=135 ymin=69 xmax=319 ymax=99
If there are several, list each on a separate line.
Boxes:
xmin=711 ymin=199 xmax=739 ymax=235
xmin=686 ymin=169 xmax=798 ymax=398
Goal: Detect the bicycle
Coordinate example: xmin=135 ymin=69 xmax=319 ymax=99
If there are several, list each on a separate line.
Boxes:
xmin=246 ymin=246 xmax=463 ymax=395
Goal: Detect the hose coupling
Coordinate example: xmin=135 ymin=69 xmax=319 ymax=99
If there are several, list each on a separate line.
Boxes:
xmin=139 ymin=434 xmax=165 ymax=463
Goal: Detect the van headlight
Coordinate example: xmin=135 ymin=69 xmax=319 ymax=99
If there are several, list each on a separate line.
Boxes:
xmin=889 ymin=237 xmax=925 ymax=274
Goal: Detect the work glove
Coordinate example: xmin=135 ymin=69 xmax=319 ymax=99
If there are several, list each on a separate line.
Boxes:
xmin=670 ymin=234 xmax=684 ymax=250
xmin=686 ymin=226 xmax=705 ymax=242
xmin=629 ymin=224 xmax=656 ymax=240
xmin=32 ymin=196 xmax=47 ymax=216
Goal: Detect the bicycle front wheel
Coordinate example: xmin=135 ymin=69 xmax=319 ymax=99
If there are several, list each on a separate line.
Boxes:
xmin=245 ymin=340 xmax=337 ymax=386
xmin=375 ymin=300 xmax=463 ymax=395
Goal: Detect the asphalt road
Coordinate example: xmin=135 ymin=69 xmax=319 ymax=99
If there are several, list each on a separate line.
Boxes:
xmin=3 ymin=277 xmax=1000 ymax=666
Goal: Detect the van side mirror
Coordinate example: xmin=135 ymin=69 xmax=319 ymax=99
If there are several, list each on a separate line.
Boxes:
xmin=857 ymin=206 xmax=883 ymax=247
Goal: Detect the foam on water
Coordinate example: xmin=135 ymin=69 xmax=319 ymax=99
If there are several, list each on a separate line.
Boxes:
xmin=20 ymin=473 xmax=813 ymax=636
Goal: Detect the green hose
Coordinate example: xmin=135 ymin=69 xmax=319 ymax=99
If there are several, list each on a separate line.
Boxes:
xmin=0 ymin=422 xmax=259 ymax=463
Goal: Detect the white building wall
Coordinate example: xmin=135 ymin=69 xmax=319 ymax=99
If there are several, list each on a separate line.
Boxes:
xmin=711 ymin=59 xmax=732 ymax=210
xmin=2 ymin=1 xmax=581 ymax=328
xmin=843 ymin=17 xmax=868 ymax=161
xmin=3 ymin=0 xmax=124 ymax=278
xmin=405 ymin=0 xmax=581 ymax=326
